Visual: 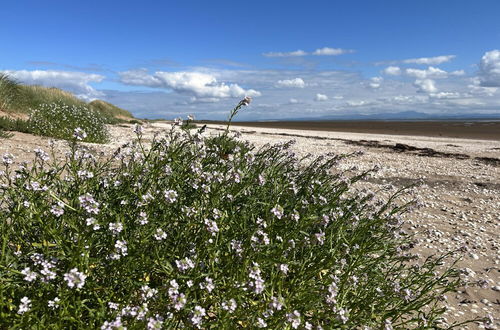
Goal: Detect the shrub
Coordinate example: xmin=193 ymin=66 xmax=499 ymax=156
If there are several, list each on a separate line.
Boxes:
xmin=0 ymin=116 xmax=464 ymax=328
xmin=28 ymin=102 xmax=109 ymax=143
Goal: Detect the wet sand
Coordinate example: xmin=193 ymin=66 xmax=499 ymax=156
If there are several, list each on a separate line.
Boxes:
xmin=198 ymin=121 xmax=500 ymax=141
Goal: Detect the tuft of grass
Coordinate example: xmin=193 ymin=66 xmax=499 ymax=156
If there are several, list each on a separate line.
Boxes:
xmin=0 ymin=73 xmax=20 ymax=111
xmin=28 ymin=102 xmax=109 ymax=143
xmin=0 ymin=117 xmax=32 ymax=134
xmin=0 ymin=99 xmax=472 ymax=329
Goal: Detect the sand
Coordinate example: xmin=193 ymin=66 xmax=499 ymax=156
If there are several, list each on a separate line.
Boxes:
xmin=1 ymin=122 xmax=499 ymax=328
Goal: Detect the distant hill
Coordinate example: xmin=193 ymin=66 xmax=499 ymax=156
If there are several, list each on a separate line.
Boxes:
xmin=263 ymin=111 xmax=500 ymax=122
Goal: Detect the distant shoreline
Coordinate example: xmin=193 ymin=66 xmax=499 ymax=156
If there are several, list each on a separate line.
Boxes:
xmin=196 ymin=120 xmax=500 ymax=141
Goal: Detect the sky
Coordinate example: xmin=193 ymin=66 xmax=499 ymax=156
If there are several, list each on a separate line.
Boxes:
xmin=1 ymin=0 xmax=500 ymax=120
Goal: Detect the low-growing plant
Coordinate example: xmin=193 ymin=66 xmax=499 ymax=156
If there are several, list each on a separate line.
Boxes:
xmin=0 ymin=116 xmax=32 ymax=134
xmin=0 ymin=129 xmax=12 ymax=139
xmin=0 ymin=100 xmax=468 ymax=328
xmin=28 ymin=102 xmax=109 ymax=143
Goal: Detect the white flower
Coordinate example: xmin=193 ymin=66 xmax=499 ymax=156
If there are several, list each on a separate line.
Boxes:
xmin=21 ymin=267 xmax=37 ymax=282
xmin=287 ymin=310 xmax=301 ymax=329
xmin=147 ymin=316 xmax=164 ymax=329
xmin=48 ymin=297 xmax=60 ymax=309
xmin=279 ymin=264 xmax=289 ymax=275
xmin=164 ymin=189 xmax=178 ymax=203
xmin=109 ymin=222 xmax=123 ymax=235
xmin=73 ymin=128 xmax=87 ymax=140
xmin=199 ymin=277 xmax=215 ymax=293
xmin=175 ymin=257 xmax=195 ymax=272
xmin=18 ymin=296 xmax=31 ymax=314
xmin=2 ymin=153 xmax=14 ymax=165
xmin=256 ymin=317 xmax=267 ymax=328
xmin=222 ymin=299 xmax=237 ymax=313
xmin=63 ymin=268 xmax=87 ymax=289
xmin=133 ymin=124 xmax=144 ymax=135
xmin=154 ymin=228 xmax=167 ymax=240
xmin=191 ymin=305 xmax=206 ymax=327
xmin=271 ymin=205 xmax=284 ymax=219
xmin=34 ymin=148 xmax=50 ymax=161
xmin=241 ymin=96 xmax=252 ymax=106
xmin=204 ymin=219 xmax=219 ymax=236
xmin=315 ymin=232 xmax=325 ymax=245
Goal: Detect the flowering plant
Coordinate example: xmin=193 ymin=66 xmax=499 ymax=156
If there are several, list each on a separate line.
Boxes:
xmin=0 ymin=99 xmax=464 ymax=328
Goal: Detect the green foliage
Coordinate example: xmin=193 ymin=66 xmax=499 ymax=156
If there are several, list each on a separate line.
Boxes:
xmin=0 ymin=117 xmax=32 ymax=134
xmin=10 ymin=85 xmax=88 ymax=114
xmin=28 ymin=102 xmax=109 ymax=143
xmin=0 ymin=73 xmax=20 ymax=111
xmin=0 ymin=124 xmax=464 ymax=328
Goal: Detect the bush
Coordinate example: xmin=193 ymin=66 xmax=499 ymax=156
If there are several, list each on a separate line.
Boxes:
xmin=0 ymin=121 xmax=463 ymax=328
xmin=28 ymin=102 xmax=109 ymax=143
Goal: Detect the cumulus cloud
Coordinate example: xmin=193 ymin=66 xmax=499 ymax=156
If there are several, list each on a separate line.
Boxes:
xmin=263 ymin=50 xmax=308 ymax=57
xmin=478 ymin=50 xmax=500 ymax=87
xmin=429 ymin=92 xmax=461 ymax=99
xmin=2 ymin=69 xmax=105 ymax=100
xmin=119 ymin=70 xmax=261 ymax=99
xmin=315 ymin=93 xmax=328 ymax=101
xmin=402 ymin=55 xmax=455 ymax=65
xmin=368 ymin=77 xmax=383 ymax=89
xmin=275 ymin=78 xmax=305 ymax=88
xmin=383 ymin=66 xmax=401 ymax=76
xmin=312 ymin=47 xmax=352 ymax=56
xmin=414 ymin=79 xmax=437 ymax=93
xmin=405 ymin=67 xmax=448 ymax=79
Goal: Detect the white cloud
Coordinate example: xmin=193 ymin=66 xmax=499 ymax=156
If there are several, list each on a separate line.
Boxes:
xmin=288 ymin=98 xmax=299 ymax=104
xmin=383 ymin=66 xmax=401 ymax=76
xmin=2 ymin=69 xmax=105 ymax=100
xmin=402 ymin=55 xmax=455 ymax=65
xmin=368 ymin=77 xmax=383 ymax=89
xmin=119 ymin=70 xmax=261 ymax=99
xmin=263 ymin=50 xmax=307 ymax=57
xmin=450 ymin=70 xmax=465 ymax=76
xmin=312 ymin=47 xmax=351 ymax=56
xmin=275 ymin=78 xmax=305 ymax=88
xmin=429 ymin=92 xmax=461 ymax=99
xmin=405 ymin=66 xmax=448 ymax=79
xmin=414 ymin=79 xmax=437 ymax=93
xmin=478 ymin=49 xmax=500 ymax=87
xmin=315 ymin=93 xmax=328 ymax=101
xmin=263 ymin=47 xmax=352 ymax=57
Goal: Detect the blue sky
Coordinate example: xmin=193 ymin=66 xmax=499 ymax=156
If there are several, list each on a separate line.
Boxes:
xmin=1 ymin=0 xmax=500 ymax=119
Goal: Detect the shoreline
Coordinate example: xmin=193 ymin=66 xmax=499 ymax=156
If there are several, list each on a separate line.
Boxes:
xmin=196 ymin=120 xmax=500 ymax=141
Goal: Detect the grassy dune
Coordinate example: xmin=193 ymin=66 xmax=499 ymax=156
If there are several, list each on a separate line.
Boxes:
xmin=0 ymin=73 xmax=136 ymax=140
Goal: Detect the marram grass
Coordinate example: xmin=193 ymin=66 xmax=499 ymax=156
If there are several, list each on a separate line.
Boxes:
xmin=0 ymin=111 xmax=469 ymax=328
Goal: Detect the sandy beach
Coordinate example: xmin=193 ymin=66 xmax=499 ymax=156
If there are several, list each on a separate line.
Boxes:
xmin=1 ymin=122 xmax=499 ymax=328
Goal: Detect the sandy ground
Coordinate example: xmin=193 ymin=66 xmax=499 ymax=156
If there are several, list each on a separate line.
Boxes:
xmin=1 ymin=122 xmax=499 ymax=328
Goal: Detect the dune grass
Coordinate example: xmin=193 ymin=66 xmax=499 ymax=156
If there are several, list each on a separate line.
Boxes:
xmin=0 ymin=73 xmax=135 ymax=141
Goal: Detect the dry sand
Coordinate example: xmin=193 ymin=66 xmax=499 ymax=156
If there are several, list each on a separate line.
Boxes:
xmin=1 ymin=122 xmax=499 ymax=328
